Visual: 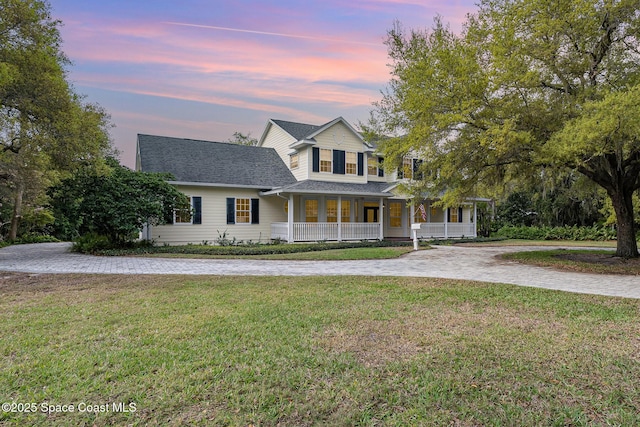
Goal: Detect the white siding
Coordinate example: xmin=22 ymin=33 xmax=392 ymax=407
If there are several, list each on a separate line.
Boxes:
xmin=150 ymin=186 xmax=287 ymax=245
xmin=260 ymin=123 xmax=296 ymax=167
xmin=308 ymin=122 xmax=368 ymax=184
xmin=292 ymin=147 xmax=309 ymax=181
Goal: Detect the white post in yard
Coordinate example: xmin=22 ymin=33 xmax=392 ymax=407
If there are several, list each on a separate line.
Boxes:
xmin=411 ymin=223 xmax=421 ymax=250
xmin=288 ymin=194 xmax=294 ymax=243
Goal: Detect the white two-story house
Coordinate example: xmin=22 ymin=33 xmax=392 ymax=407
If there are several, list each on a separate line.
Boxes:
xmin=136 ymin=117 xmax=482 ymax=244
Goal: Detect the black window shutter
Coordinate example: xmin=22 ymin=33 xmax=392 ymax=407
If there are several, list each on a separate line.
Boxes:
xmin=192 ymin=197 xmax=202 ymax=224
xmin=333 ymin=150 xmax=345 ymax=174
xmin=458 ymin=207 xmax=463 ymax=223
xmin=378 ymin=157 xmax=384 ymax=177
xmin=413 ymin=159 xmax=423 ymax=180
xmin=447 ymin=208 xmax=451 ymax=222
xmin=226 ymin=198 xmax=235 ymax=224
xmin=251 ymin=198 xmax=260 ymax=224
xmin=357 ymin=152 xmax=364 ymax=176
xmin=312 ymin=147 xmax=320 ymax=172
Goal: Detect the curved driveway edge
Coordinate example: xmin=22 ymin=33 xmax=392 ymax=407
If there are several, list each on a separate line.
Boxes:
xmin=1 ymin=242 xmax=639 ymax=299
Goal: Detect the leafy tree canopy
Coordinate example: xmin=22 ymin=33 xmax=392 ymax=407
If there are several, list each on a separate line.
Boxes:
xmin=0 ymin=0 xmax=113 ymax=240
xmin=369 ymin=0 xmax=640 ymax=257
xmin=227 ymin=131 xmax=258 ymax=146
xmin=49 ymin=158 xmax=190 ymax=245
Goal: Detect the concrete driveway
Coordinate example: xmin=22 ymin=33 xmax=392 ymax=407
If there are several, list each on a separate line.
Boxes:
xmin=1 ymin=242 xmax=639 ymax=299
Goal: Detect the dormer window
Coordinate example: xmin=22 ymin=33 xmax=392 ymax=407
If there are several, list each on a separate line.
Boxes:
xmin=290 ymin=153 xmax=299 ymax=169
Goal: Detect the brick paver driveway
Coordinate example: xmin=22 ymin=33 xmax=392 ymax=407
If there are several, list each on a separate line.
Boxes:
xmin=1 ymin=242 xmax=639 ymax=299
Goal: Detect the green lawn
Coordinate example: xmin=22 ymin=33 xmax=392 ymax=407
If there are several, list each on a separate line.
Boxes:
xmin=1 ymin=273 xmax=639 ymax=426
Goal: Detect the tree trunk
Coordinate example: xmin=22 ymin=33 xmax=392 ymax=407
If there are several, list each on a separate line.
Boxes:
xmin=609 ymin=188 xmax=638 ymax=258
xmin=9 ymin=182 xmax=24 ymax=241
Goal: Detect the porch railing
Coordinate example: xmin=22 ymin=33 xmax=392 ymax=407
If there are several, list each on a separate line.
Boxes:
xmin=415 ymin=222 xmax=476 ymax=239
xmin=271 ymin=222 xmax=381 ymax=242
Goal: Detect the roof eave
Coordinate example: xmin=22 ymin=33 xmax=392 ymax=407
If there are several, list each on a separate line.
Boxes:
xmin=169 ymin=181 xmax=280 ymax=190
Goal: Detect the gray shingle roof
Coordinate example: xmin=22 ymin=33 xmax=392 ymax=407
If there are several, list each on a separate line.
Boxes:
xmin=137 ymin=134 xmax=296 ymax=188
xmin=271 ymin=119 xmax=322 ymax=140
xmin=264 ymin=180 xmax=395 ymax=197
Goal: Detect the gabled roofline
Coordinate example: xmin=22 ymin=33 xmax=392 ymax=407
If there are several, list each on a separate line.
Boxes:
xmin=256 ymin=120 xmax=275 ymax=147
xmin=258 ymin=117 xmax=373 ymax=150
xmin=304 ymin=116 xmax=372 ymax=148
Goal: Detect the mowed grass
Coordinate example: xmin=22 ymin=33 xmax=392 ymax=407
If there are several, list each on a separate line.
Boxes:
xmin=1 ymin=273 xmax=639 ymax=426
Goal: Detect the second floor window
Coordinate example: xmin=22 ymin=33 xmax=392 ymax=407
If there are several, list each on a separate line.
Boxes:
xmin=320 ymin=149 xmax=332 ymax=172
xmin=290 ymin=153 xmax=299 ymax=169
xmin=346 ymin=152 xmax=357 ymax=175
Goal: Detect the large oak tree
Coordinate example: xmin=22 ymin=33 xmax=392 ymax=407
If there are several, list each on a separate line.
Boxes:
xmin=1 ymin=0 xmax=112 ymax=240
xmin=370 ymin=0 xmax=640 ymax=257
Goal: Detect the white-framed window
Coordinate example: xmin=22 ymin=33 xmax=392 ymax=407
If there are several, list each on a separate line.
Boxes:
xmin=174 ymin=196 xmax=202 ymax=225
xmin=341 ymin=200 xmax=351 ymax=223
xmin=305 ymin=199 xmax=318 ymax=222
xmin=346 ymin=152 xmax=357 ymax=175
xmin=226 ymin=197 xmax=259 ymax=225
xmin=368 ymin=156 xmax=378 ymax=176
xmin=326 ymin=199 xmax=338 ymax=222
xmin=290 ymin=153 xmax=299 ymax=169
xmin=401 ymin=157 xmax=413 ymax=180
xmin=236 ymin=198 xmax=250 ymax=223
xmin=320 ymin=149 xmax=332 ymax=172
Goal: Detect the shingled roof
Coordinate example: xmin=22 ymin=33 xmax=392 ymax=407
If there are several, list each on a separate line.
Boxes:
xmin=270 ymin=119 xmax=322 ymax=141
xmin=137 ymin=134 xmax=296 ymax=188
xmin=262 ymin=180 xmax=395 ymax=197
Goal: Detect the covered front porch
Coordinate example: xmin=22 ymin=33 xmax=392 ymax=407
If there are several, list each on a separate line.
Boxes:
xmin=261 ymin=180 xmax=392 ymax=243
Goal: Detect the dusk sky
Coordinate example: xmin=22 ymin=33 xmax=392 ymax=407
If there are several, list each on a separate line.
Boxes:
xmin=51 ymin=0 xmax=478 ymax=167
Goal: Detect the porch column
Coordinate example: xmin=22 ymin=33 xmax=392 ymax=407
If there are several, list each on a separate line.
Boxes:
xmin=288 ymin=194 xmax=294 ymax=243
xmin=409 ymin=202 xmax=415 ymax=238
xmin=473 ymin=201 xmax=478 ymax=237
xmin=337 ymin=196 xmax=342 ymax=242
xmin=444 ymin=207 xmax=449 ymax=239
xmin=379 ymin=197 xmax=384 ymax=240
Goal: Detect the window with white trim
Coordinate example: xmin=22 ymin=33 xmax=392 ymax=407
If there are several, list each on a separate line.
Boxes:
xmin=174 ymin=196 xmax=202 ymax=224
xmin=226 ymin=197 xmax=259 ymax=224
xmin=320 ymin=149 xmax=332 ymax=172
xmin=368 ymin=156 xmax=378 ymax=176
xmin=346 ymin=152 xmax=357 ymax=175
xmin=235 ymin=198 xmax=250 ymax=223
xmin=341 ymin=200 xmax=351 ymax=223
xmin=326 ymin=199 xmax=338 ymax=222
xmin=305 ymin=199 xmax=318 ymax=222
xmin=290 ymin=153 xmax=299 ymax=169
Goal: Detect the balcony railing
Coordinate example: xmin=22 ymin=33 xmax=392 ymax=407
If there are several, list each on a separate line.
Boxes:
xmin=271 ymin=222 xmax=381 ymax=242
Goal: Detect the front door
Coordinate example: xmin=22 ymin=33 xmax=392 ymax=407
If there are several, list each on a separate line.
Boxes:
xmin=364 ymin=206 xmax=379 ymax=223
